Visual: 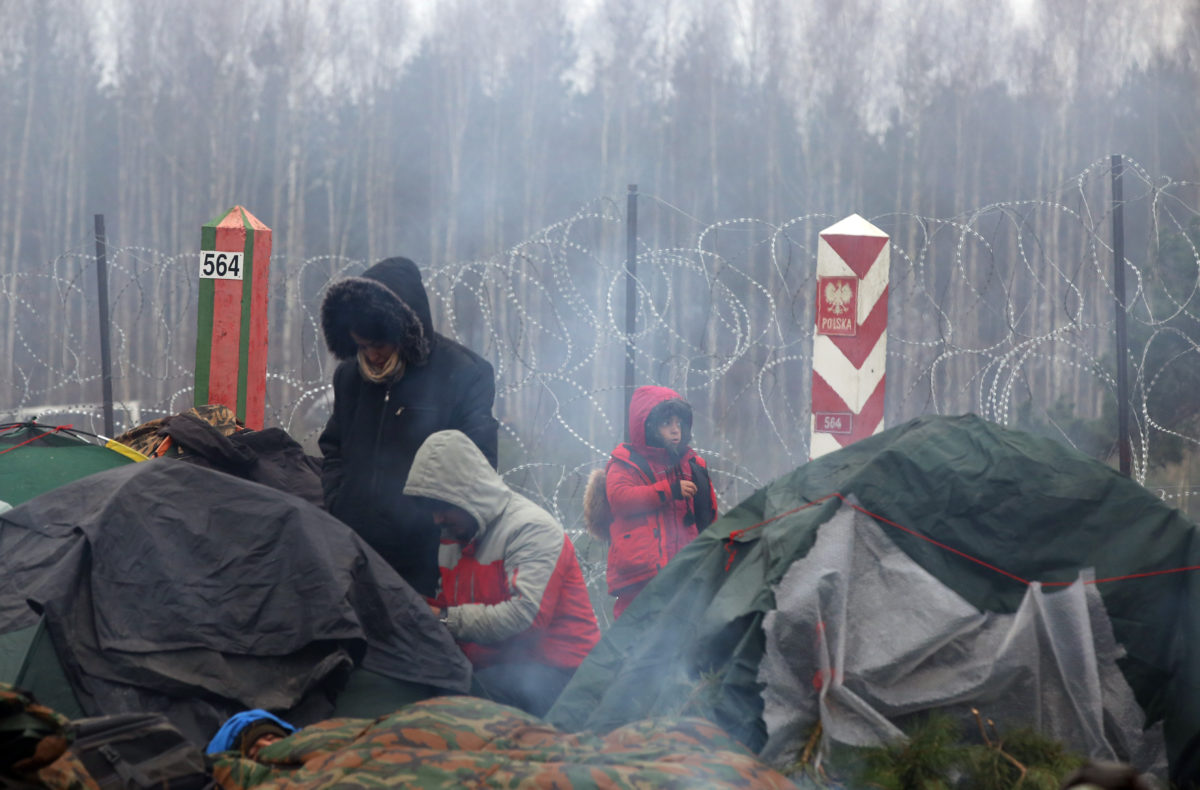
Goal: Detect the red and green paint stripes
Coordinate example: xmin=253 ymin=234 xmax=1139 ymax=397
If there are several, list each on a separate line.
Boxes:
xmin=194 ymin=206 xmax=271 ymax=429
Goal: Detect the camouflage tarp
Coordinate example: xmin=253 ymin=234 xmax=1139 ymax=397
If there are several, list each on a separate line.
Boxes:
xmin=0 ymin=683 xmax=96 ymax=790
xmin=211 ymin=695 xmax=797 ymax=789
xmin=113 ymin=403 xmax=243 ymax=458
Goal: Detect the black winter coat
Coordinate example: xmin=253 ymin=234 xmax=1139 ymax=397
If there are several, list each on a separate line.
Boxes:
xmin=318 ymin=258 xmax=499 ymax=596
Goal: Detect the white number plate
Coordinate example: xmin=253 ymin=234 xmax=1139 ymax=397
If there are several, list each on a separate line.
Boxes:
xmin=199 ymin=250 xmax=244 ymax=280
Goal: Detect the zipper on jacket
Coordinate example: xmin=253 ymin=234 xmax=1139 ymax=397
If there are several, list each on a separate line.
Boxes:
xmin=370 ymin=384 xmax=392 ymax=492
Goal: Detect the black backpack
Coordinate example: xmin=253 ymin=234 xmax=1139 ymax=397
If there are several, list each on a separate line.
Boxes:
xmin=69 ymin=713 xmax=215 ymax=790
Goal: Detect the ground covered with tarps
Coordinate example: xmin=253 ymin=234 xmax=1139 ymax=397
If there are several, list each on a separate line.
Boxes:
xmin=548 ymin=414 xmax=1200 ymax=785
xmin=0 ymin=459 xmax=472 ymax=742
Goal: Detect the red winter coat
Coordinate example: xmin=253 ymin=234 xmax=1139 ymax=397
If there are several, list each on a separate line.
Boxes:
xmin=604 ymin=386 xmax=718 ymax=598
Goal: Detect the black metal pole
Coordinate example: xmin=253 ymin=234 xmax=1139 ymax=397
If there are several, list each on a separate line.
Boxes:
xmin=624 ymin=184 xmax=638 ymax=442
xmin=1111 ymin=155 xmax=1131 ymax=477
xmin=94 ymin=214 xmax=115 ymax=438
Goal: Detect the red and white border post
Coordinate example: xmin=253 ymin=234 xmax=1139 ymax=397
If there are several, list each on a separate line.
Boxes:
xmin=194 ymin=206 xmax=272 ymax=429
xmin=810 ymin=214 xmax=889 ymax=458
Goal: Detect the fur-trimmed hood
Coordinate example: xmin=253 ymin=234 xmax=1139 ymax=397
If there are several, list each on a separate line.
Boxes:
xmin=320 ymin=257 xmax=434 ymax=364
xmin=628 ymin=385 xmax=693 ymax=454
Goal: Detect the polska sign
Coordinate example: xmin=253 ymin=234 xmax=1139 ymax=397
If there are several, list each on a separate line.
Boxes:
xmin=816 ymin=276 xmax=857 ymax=336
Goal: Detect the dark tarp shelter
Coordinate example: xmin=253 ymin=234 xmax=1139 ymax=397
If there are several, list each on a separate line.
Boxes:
xmin=113 ymin=406 xmax=326 ymax=509
xmin=548 ymin=414 xmax=1200 ymax=783
xmin=0 ymin=422 xmax=140 ymax=509
xmin=0 ymin=459 xmax=472 ymax=745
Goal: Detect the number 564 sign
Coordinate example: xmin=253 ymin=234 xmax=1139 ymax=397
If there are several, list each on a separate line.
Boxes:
xmin=199 ymin=250 xmax=243 ymax=280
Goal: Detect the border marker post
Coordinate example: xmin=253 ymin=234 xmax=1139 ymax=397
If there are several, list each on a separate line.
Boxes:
xmin=810 ymin=214 xmax=890 ymax=458
xmin=194 ymin=206 xmax=272 ymax=429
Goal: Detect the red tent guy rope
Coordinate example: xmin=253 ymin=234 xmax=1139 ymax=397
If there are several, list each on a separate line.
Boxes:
xmin=0 ymin=424 xmax=74 ymax=456
xmin=722 ymin=490 xmax=1196 ymax=587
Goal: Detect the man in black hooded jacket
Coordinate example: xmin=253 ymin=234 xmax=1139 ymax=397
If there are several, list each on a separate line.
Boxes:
xmin=318 ymin=257 xmax=499 ymax=596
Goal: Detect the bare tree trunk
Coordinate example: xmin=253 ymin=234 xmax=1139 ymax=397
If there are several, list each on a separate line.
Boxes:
xmin=441 ymin=53 xmax=470 ymax=264
xmin=707 ymin=57 xmax=719 ymax=216
xmin=600 ymin=81 xmax=612 ymax=190
xmin=335 ymin=117 xmax=362 ymax=263
xmin=363 ymin=103 xmax=383 ymax=266
xmin=520 ymin=55 xmax=544 ymax=243
xmin=6 ymin=42 xmax=37 ymax=290
xmin=280 ymin=132 xmax=307 ymax=377
xmin=484 ymin=100 xmax=501 ymax=255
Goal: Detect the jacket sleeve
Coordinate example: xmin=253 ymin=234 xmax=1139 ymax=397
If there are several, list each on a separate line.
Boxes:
xmin=317 ymin=365 xmax=350 ymax=512
xmin=444 ymin=519 xmax=563 ymax=644
xmin=452 ymin=358 xmax=500 ymax=469
xmin=605 ymin=458 xmax=675 ymax=517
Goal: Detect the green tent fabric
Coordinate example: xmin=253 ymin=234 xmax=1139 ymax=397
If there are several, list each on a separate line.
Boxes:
xmin=0 ymin=619 xmax=82 ymax=719
xmin=547 ymin=413 xmax=1200 ymax=777
xmin=0 ymin=423 xmax=138 ymax=508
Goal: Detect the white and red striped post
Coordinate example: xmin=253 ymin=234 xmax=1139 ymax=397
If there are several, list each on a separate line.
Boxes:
xmin=810 ymin=214 xmax=890 ymax=458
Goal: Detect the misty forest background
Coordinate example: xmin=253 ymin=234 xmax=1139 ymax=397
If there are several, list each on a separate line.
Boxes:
xmin=3 ymin=0 xmax=1200 ymax=590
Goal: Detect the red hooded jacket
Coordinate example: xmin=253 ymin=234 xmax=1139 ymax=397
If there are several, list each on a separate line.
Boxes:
xmin=604 ymin=385 xmax=718 ymax=597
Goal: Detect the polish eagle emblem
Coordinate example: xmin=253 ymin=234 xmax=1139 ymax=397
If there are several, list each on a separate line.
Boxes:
xmin=824 ymin=280 xmax=853 ymax=315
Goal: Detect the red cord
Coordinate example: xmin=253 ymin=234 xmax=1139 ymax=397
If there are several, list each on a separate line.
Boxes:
xmin=0 ymin=424 xmax=74 ymax=456
xmin=723 ymin=491 xmax=1189 ymax=587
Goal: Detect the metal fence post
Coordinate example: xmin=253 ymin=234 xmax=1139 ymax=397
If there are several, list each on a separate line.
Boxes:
xmin=94 ymin=214 xmax=115 ymax=437
xmin=624 ymin=184 xmax=638 ymax=442
xmin=1112 ymin=154 xmax=1131 ymax=477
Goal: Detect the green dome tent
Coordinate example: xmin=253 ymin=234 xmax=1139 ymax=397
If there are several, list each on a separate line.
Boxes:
xmin=548 ymin=414 xmax=1199 ymax=783
xmin=0 ymin=422 xmax=144 ymax=509
xmin=0 ymin=422 xmax=147 ymax=718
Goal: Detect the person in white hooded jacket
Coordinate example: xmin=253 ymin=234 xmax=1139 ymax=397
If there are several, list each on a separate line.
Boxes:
xmin=404 ymin=430 xmax=600 ymax=716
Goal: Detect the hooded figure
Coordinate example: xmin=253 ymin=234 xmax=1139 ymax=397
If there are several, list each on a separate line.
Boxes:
xmin=604 ymin=385 xmax=717 ymax=618
xmin=319 ymin=257 xmax=499 ymax=596
xmin=404 ymin=430 xmax=600 ymax=716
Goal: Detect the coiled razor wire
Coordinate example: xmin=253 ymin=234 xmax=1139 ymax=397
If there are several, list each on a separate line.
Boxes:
xmin=3 ymin=157 xmax=1200 ymax=610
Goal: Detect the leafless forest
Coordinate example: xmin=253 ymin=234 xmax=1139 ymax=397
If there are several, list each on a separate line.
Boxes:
xmin=3 ymin=0 xmax=1200 ymax=555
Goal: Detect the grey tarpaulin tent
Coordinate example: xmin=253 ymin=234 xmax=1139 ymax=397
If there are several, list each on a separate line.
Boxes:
xmin=549 ymin=414 xmax=1200 ymax=783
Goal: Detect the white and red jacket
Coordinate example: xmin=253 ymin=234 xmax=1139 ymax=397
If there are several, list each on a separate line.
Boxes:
xmin=404 ymin=430 xmax=600 ymax=670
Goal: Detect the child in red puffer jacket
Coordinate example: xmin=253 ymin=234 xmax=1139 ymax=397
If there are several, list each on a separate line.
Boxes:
xmin=599 ymin=385 xmax=718 ymax=619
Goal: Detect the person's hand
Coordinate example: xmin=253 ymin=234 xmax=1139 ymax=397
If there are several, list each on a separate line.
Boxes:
xmin=429 ymin=604 xmax=442 ymax=617
xmin=679 ymin=480 xmax=698 ymax=498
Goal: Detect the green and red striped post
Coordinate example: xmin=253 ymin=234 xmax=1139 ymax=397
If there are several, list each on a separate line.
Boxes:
xmin=194 ymin=206 xmax=271 ymax=429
